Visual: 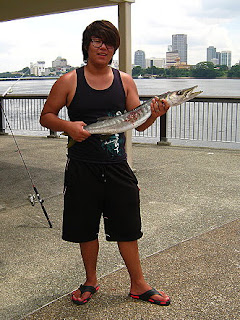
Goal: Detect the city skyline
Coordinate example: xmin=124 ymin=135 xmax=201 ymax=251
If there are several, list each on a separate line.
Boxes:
xmin=0 ymin=0 xmax=239 ymax=72
xmin=0 ymin=43 xmax=235 ymax=77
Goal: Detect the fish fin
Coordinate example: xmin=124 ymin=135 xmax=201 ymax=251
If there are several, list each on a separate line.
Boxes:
xmin=60 ymin=132 xmax=76 ymax=148
xmin=67 ymin=138 xmax=76 ymax=148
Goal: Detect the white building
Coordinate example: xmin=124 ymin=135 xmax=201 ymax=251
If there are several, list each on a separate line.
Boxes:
xmin=52 ymin=56 xmax=67 ymax=68
xmin=146 ymin=58 xmax=165 ymax=68
xmin=30 ymin=61 xmax=45 ymax=76
xmin=220 ymin=51 xmax=232 ymax=68
xmin=211 ymin=58 xmax=219 ymax=66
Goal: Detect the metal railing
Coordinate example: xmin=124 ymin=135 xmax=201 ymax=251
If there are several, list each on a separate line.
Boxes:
xmin=134 ymin=96 xmax=240 ymax=148
xmin=1 ymin=94 xmax=239 ymax=148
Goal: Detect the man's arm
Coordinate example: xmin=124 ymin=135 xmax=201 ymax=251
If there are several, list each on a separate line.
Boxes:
xmin=40 ymin=71 xmax=90 ymax=142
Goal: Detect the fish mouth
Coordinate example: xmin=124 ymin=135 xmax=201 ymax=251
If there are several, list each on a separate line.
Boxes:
xmin=177 ymin=86 xmax=203 ymax=99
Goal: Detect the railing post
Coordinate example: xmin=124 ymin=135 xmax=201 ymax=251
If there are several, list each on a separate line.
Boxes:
xmin=47 ymin=129 xmax=58 ymax=138
xmin=157 ymin=113 xmax=171 ymax=146
xmin=0 ymin=98 xmax=7 ymax=135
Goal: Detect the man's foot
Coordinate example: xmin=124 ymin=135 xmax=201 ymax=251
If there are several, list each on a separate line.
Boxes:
xmin=71 ymin=284 xmax=100 ymax=305
xmin=129 ymin=282 xmax=170 ymax=306
xmin=129 ymin=287 xmax=170 ymax=306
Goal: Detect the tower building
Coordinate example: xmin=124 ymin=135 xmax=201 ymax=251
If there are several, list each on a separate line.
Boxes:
xmin=207 ymin=46 xmax=217 ymax=62
xmin=220 ymin=51 xmax=232 ymax=68
xmin=134 ymin=50 xmax=146 ymax=69
xmin=172 ymin=34 xmax=187 ymax=64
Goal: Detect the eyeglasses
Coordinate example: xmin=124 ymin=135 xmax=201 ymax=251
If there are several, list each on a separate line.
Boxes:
xmin=91 ymin=39 xmax=114 ymax=50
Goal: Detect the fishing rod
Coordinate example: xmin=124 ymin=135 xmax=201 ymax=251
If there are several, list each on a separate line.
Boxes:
xmin=0 ymin=71 xmax=52 ymax=228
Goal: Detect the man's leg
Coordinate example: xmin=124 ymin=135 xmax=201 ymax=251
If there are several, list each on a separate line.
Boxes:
xmin=118 ymin=240 xmax=169 ymax=302
xmin=71 ymin=239 xmax=99 ymax=302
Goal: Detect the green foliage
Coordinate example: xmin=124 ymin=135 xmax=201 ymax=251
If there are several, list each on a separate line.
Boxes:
xmin=191 ymin=62 xmax=218 ymax=78
xmin=132 ymin=66 xmax=143 ymax=77
xmin=228 ymin=64 xmax=240 ymax=78
xmin=132 ymin=65 xmax=190 ymax=78
xmin=21 ymin=67 xmax=30 ymax=75
xmin=0 ymin=66 xmax=30 ymax=78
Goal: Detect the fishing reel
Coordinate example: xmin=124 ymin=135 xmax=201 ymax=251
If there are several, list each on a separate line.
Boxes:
xmin=28 ymin=193 xmax=45 ymax=206
xmin=28 ymin=194 xmax=36 ymax=206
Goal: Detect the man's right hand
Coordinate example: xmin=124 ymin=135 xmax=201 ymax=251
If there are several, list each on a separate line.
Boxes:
xmin=67 ymin=121 xmax=91 ymax=142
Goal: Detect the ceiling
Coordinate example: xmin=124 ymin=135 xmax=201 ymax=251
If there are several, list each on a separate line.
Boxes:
xmin=0 ymin=0 xmax=134 ymax=22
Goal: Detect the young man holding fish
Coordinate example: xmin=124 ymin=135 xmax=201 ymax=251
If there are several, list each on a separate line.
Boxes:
xmin=40 ymin=20 xmax=171 ymax=306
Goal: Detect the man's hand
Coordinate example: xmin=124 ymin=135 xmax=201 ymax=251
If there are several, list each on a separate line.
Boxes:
xmin=151 ymin=97 xmax=170 ymax=119
xmin=67 ymin=121 xmax=91 ymax=142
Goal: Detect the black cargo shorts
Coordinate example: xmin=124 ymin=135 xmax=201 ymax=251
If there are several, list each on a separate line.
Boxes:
xmin=62 ymin=158 xmax=143 ymax=243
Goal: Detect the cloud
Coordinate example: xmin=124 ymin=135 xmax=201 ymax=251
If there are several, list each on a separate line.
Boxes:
xmin=0 ymin=7 xmax=119 ymax=72
xmin=0 ymin=0 xmax=239 ymax=72
xmin=201 ymin=0 xmax=240 ymax=17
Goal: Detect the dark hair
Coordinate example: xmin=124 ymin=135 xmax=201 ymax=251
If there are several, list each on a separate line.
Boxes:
xmin=82 ymin=20 xmax=120 ymax=64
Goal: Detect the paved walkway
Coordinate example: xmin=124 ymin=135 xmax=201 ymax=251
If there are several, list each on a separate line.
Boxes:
xmin=0 ymin=135 xmax=239 ymax=320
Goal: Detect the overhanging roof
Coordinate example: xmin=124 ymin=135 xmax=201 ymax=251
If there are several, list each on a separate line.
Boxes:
xmin=0 ymin=0 xmax=135 ymax=22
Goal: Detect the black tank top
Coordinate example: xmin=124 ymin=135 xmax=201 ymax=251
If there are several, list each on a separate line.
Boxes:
xmin=67 ymin=66 xmax=127 ymax=163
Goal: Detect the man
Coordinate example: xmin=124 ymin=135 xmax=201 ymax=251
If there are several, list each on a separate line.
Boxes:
xmin=40 ymin=20 xmax=170 ymax=306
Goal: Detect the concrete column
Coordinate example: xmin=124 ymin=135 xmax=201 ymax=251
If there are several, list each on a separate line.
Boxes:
xmin=118 ymin=1 xmax=133 ymax=167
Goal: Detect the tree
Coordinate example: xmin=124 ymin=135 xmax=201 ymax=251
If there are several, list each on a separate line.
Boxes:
xmin=214 ymin=65 xmax=228 ymax=78
xmin=228 ymin=65 xmax=240 ymax=78
xmin=191 ymin=62 xmax=218 ymax=78
xmin=20 ymin=67 xmax=30 ymax=76
xmin=132 ymin=66 xmax=143 ymax=77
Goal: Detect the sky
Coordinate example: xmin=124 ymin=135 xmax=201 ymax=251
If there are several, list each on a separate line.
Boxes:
xmin=0 ymin=0 xmax=239 ymax=72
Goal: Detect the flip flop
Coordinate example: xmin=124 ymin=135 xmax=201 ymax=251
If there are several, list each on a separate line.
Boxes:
xmin=71 ymin=284 xmax=100 ymax=305
xmin=129 ymin=288 xmax=170 ymax=306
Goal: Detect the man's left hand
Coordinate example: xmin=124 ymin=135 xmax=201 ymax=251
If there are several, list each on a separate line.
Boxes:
xmin=151 ymin=97 xmax=170 ymax=118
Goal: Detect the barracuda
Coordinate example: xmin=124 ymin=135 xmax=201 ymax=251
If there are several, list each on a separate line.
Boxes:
xmin=84 ymin=86 xmax=202 ymax=134
xmin=63 ymin=86 xmax=202 ymax=147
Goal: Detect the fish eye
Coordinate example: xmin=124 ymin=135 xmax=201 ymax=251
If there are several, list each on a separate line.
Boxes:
xmin=176 ymin=90 xmax=182 ymax=95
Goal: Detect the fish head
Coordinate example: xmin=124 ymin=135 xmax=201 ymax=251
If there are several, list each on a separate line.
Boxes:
xmin=165 ymin=86 xmax=203 ymax=106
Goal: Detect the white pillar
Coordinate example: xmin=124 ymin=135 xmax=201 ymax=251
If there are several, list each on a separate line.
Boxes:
xmin=118 ymin=1 xmax=133 ymax=167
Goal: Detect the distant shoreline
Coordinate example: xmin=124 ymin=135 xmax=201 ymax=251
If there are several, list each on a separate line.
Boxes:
xmin=0 ymin=77 xmax=59 ymax=81
xmin=1 ymin=76 xmax=240 ymax=81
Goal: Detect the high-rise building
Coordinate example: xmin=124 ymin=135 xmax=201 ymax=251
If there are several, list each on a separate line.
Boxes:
xmin=172 ymin=34 xmax=187 ymax=64
xmin=134 ymin=50 xmax=146 ymax=68
xmin=207 ymin=46 xmax=232 ymax=67
xmin=220 ymin=51 xmax=232 ymax=68
xmin=207 ymin=46 xmax=216 ymax=62
xmin=207 ymin=46 xmax=221 ymax=65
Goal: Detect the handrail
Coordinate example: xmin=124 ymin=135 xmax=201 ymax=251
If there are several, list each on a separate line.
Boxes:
xmin=1 ymin=95 xmax=239 ymax=148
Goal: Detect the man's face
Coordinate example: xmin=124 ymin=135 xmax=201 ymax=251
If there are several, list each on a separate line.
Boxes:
xmin=87 ymin=37 xmax=114 ymax=65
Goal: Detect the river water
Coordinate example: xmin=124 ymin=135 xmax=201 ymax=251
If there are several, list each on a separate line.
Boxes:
xmin=0 ymin=77 xmax=240 ymax=97
xmin=1 ymin=78 xmax=239 ymax=149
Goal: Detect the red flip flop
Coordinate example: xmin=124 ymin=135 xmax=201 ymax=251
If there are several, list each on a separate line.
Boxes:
xmin=129 ymin=288 xmax=170 ymax=306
